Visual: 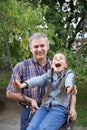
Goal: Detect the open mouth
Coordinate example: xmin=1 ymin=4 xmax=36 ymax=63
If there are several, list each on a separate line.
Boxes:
xmin=55 ymin=63 xmax=61 ymax=67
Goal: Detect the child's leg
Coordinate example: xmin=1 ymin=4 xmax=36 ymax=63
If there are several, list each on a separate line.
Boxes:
xmin=26 ymin=106 xmax=48 ymax=130
xmin=37 ymin=105 xmax=68 ymax=130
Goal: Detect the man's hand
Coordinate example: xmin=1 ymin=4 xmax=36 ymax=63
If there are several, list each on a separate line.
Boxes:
xmin=31 ymin=99 xmax=39 ymax=114
xmin=69 ymin=108 xmax=77 ymax=121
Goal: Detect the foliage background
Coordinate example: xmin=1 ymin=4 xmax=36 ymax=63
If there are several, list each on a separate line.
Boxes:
xmin=0 ymin=0 xmax=87 ymax=83
xmin=0 ymin=0 xmax=87 ymax=127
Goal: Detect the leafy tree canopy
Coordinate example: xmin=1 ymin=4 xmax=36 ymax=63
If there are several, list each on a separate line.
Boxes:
xmin=0 ymin=0 xmax=87 ymax=83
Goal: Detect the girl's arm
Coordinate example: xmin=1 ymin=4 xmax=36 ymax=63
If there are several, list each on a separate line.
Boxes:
xmin=13 ymin=80 xmax=28 ymax=89
xmin=13 ymin=72 xmax=49 ymax=89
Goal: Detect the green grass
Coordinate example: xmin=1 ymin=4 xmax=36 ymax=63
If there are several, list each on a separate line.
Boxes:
xmin=76 ymin=84 xmax=87 ymax=127
xmin=0 ymin=70 xmax=87 ymax=127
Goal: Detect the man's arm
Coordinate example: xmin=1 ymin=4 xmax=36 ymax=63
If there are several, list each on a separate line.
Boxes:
xmin=6 ymin=90 xmax=28 ymax=101
xmin=69 ymin=94 xmax=77 ymax=121
xmin=6 ymin=90 xmax=39 ymax=110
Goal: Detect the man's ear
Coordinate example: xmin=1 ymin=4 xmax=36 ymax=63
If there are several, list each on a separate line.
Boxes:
xmin=30 ymin=47 xmax=33 ymax=53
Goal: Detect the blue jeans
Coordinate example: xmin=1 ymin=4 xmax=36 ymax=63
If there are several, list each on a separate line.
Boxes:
xmin=20 ymin=107 xmax=33 ymax=130
xmin=26 ymin=105 xmax=68 ymax=130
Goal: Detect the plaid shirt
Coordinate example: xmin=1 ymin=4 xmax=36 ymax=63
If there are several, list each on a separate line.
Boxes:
xmin=7 ymin=57 xmax=51 ymax=104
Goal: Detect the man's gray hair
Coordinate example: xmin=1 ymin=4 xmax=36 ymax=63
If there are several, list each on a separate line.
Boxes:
xmin=28 ymin=32 xmax=50 ymax=48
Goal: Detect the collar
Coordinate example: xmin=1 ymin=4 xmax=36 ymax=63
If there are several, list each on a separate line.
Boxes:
xmin=32 ymin=57 xmax=51 ymax=67
xmin=52 ymin=69 xmax=68 ymax=81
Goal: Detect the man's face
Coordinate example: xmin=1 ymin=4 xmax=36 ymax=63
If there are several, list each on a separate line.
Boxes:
xmin=52 ymin=53 xmax=68 ymax=73
xmin=30 ymin=37 xmax=49 ymax=61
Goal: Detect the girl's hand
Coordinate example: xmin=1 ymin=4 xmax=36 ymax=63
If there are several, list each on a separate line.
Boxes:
xmin=13 ymin=80 xmax=22 ymax=89
xmin=67 ymin=86 xmax=77 ymax=95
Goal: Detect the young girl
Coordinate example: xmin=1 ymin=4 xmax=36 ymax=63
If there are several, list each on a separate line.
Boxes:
xmin=13 ymin=53 xmax=75 ymax=130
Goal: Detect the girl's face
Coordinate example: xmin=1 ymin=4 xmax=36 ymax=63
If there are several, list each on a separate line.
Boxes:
xmin=52 ymin=53 xmax=68 ymax=73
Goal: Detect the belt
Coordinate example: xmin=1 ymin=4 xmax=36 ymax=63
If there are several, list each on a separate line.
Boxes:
xmin=49 ymin=102 xmax=61 ymax=107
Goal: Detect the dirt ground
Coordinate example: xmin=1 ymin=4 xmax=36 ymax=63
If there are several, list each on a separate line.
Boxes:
xmin=0 ymin=88 xmax=87 ymax=130
xmin=0 ymin=88 xmax=21 ymax=128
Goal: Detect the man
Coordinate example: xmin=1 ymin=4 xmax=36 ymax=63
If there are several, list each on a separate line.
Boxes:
xmin=6 ymin=32 xmax=77 ymax=130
